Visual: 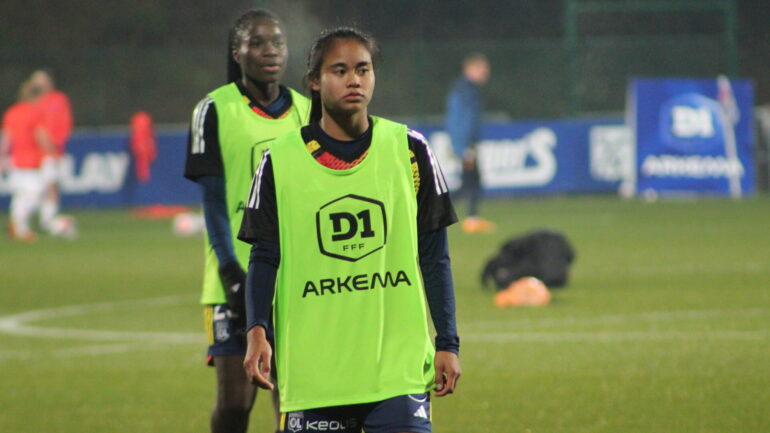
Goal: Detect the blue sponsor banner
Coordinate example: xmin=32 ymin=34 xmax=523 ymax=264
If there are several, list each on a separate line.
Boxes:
xmin=0 ymin=118 xmax=634 ymax=210
xmin=630 ymin=77 xmax=755 ymax=196
xmin=0 ymin=128 xmax=199 ymax=209
xmin=414 ymin=117 xmax=630 ymax=195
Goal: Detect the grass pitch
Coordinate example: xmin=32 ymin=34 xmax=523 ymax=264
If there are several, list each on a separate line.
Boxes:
xmin=1 ymin=196 xmax=768 ymax=433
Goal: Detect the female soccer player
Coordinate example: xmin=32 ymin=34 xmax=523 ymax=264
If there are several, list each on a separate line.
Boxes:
xmin=1 ymin=80 xmax=54 ymax=242
xmin=29 ymin=69 xmax=73 ymax=233
xmin=239 ymin=28 xmax=461 ymax=433
xmin=183 ymin=9 xmax=310 ymax=433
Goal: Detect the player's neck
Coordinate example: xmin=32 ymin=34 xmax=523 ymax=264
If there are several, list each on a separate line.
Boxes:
xmin=319 ymin=109 xmax=369 ymax=141
xmin=241 ymin=77 xmax=280 ymax=107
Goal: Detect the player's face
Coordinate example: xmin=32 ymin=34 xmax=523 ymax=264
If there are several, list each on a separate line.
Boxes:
xmin=30 ymin=71 xmax=53 ymax=93
xmin=466 ymin=60 xmax=490 ymax=85
xmin=311 ymin=39 xmax=375 ymax=116
xmin=233 ymin=18 xmax=287 ymax=85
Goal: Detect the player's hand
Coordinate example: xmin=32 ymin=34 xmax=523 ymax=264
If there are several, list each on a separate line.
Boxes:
xmin=434 ymin=351 xmax=461 ymax=397
xmin=219 ymin=261 xmax=247 ymax=320
xmin=244 ymin=326 xmax=274 ymax=390
xmin=462 ymin=148 xmax=476 ymax=169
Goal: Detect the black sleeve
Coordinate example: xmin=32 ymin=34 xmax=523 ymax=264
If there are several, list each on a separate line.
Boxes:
xmin=184 ymin=97 xmax=223 ymax=180
xmin=198 ymin=176 xmax=238 ymax=266
xmin=238 ymin=151 xmax=279 ymax=244
xmin=419 ymin=227 xmax=459 ymax=354
xmin=408 ymin=129 xmax=458 ymax=233
xmin=246 ymin=240 xmax=280 ymax=340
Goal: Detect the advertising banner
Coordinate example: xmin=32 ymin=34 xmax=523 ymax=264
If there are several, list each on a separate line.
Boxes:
xmin=0 ymin=129 xmax=198 ymax=209
xmin=415 ymin=118 xmax=629 ymax=195
xmin=629 ymin=77 xmax=755 ymax=197
xmin=0 ymin=118 xmax=634 ymax=210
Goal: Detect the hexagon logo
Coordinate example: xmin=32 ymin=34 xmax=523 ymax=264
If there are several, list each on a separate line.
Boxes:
xmin=316 ymin=194 xmax=387 ymax=262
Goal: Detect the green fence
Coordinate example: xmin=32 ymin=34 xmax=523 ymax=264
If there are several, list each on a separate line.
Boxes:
xmin=0 ymin=0 xmax=738 ymax=126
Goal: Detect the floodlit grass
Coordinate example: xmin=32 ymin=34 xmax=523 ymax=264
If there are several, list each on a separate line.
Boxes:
xmin=1 ymin=196 xmax=768 ymax=432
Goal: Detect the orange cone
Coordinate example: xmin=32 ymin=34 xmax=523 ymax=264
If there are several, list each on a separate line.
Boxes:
xmin=461 ymin=217 xmax=496 ymax=234
xmin=494 ymin=277 xmax=551 ymax=307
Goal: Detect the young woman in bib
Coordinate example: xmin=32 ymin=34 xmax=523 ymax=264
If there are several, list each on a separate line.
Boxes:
xmin=239 ymin=28 xmax=461 ymax=433
xmin=183 ymin=9 xmax=310 ymax=433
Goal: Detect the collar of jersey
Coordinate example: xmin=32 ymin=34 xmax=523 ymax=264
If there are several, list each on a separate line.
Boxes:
xmin=235 ymin=82 xmax=292 ymax=120
xmin=300 ymin=120 xmax=377 ymax=176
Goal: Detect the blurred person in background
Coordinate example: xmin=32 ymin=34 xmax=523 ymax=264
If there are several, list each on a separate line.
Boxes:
xmin=182 ymin=9 xmax=310 ymax=433
xmin=129 ymin=111 xmax=157 ymax=183
xmin=29 ymin=69 xmax=73 ymax=233
xmin=240 ymin=27 xmax=460 ymax=433
xmin=0 ymin=80 xmax=55 ymax=242
xmin=445 ymin=53 xmax=495 ymax=234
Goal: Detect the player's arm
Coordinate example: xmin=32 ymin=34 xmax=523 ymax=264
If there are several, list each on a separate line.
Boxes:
xmin=419 ymin=228 xmax=461 ymax=398
xmin=0 ymin=129 xmax=9 ymax=173
xmin=242 ymin=240 xmax=278 ymax=390
xmin=184 ymin=98 xmax=246 ymax=315
xmin=60 ymin=93 xmax=74 ymax=142
xmin=238 ymin=152 xmax=280 ymax=390
xmin=410 ymin=130 xmax=462 ymax=396
xmin=244 ymin=322 xmax=273 ymax=390
xmin=465 ymin=84 xmax=483 ymax=151
xmin=36 ymin=125 xmax=58 ymax=183
xmin=35 ymin=124 xmax=55 ymax=155
xmin=445 ymin=82 xmax=474 ymax=157
xmin=199 ymin=176 xmax=248 ymax=319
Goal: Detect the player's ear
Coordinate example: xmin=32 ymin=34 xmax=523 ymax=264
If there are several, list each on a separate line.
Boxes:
xmin=232 ymin=47 xmax=242 ymax=65
xmin=310 ymin=76 xmax=321 ymax=92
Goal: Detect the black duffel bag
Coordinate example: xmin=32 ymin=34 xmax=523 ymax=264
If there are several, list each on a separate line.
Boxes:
xmin=481 ymin=229 xmax=575 ymax=290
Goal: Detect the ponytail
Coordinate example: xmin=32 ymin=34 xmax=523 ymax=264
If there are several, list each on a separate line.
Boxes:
xmin=309 ymin=90 xmax=323 ymax=123
xmin=226 ymin=31 xmax=241 ymax=83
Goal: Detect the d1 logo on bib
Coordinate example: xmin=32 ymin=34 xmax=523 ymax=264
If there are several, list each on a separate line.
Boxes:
xmin=316 ymin=194 xmax=387 ymax=262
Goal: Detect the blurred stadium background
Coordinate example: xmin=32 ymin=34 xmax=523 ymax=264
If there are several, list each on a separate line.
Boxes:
xmin=1 ymin=1 xmax=769 ymax=432
xmin=2 ymin=0 xmax=770 ymax=123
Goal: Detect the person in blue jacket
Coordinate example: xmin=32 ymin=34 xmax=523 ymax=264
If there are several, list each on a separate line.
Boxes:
xmin=445 ymin=53 xmax=495 ymax=233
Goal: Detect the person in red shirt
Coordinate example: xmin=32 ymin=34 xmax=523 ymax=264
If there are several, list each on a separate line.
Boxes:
xmin=129 ymin=111 xmax=157 ymax=183
xmin=0 ymin=80 xmax=55 ymax=242
xmin=29 ymin=69 xmax=73 ymax=231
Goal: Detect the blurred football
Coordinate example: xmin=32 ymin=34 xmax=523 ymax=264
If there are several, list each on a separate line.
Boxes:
xmin=173 ymin=212 xmax=204 ymax=237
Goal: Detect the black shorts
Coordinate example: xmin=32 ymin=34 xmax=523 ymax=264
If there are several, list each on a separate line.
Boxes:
xmin=280 ymin=393 xmax=431 ymax=433
xmin=204 ymin=304 xmax=246 ymax=365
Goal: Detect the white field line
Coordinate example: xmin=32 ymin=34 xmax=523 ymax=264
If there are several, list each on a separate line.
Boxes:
xmin=1 ymin=297 xmax=767 ymax=349
xmin=0 ymin=349 xmax=34 ymax=360
xmin=462 ymin=329 xmax=770 ymax=343
xmin=0 ymin=343 xmax=145 ymax=360
xmin=614 ymin=262 xmax=767 ymax=276
xmin=0 ymin=295 xmax=201 ymax=343
xmin=463 ymin=308 xmax=770 ymax=330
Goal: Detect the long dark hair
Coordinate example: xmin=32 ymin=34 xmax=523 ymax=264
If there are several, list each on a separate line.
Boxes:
xmin=304 ymin=27 xmax=380 ymax=123
xmin=226 ymin=9 xmax=281 ymax=83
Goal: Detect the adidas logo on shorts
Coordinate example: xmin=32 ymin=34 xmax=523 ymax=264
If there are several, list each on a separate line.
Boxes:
xmin=413 ymin=406 xmax=428 ymax=419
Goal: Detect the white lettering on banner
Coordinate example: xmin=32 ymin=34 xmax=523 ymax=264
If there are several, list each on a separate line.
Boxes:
xmin=671 ymin=106 xmax=715 ymax=138
xmin=60 ymin=153 xmax=130 ymax=194
xmin=0 ymin=153 xmax=131 ymax=197
xmin=641 ymin=155 xmax=744 ymax=179
xmin=477 ymin=128 xmax=557 ymax=188
xmin=589 ymin=125 xmax=633 ymax=182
